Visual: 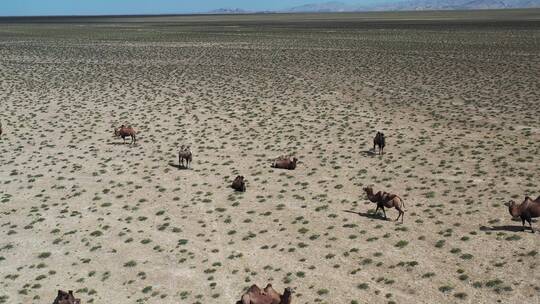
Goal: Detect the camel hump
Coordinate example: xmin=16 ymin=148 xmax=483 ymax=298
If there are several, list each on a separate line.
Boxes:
xmin=247 ymin=284 xmax=262 ymax=293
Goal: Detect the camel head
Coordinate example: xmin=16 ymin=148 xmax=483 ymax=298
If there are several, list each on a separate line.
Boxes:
xmin=363 ymin=186 xmax=373 ymax=195
xmin=282 ymin=287 xmax=293 ymax=304
xmin=506 ymin=200 xmax=518 ymax=217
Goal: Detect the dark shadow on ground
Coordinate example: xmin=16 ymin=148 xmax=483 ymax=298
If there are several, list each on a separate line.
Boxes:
xmin=168 ymin=162 xmax=189 ymax=170
xmin=343 ymin=210 xmax=388 ymax=221
xmin=361 ymin=150 xmax=377 ymax=157
xmin=479 ymin=225 xmax=528 ymax=232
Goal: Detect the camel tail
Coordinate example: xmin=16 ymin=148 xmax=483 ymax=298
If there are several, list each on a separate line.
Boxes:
xmin=399 ymin=196 xmax=406 ymax=211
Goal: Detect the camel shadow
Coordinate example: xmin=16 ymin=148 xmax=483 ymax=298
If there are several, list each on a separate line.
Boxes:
xmin=361 ymin=150 xmax=383 ymax=157
xmin=343 ymin=210 xmax=388 ymax=221
xmin=479 ymin=225 xmax=526 ymax=232
xmin=168 ymin=162 xmax=190 ymax=170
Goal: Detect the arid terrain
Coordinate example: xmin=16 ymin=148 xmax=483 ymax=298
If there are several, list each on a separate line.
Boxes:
xmin=0 ymin=10 xmax=539 ymax=304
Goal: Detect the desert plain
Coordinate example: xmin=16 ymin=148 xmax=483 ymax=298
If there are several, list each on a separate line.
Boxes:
xmin=0 ymin=9 xmax=539 ymax=304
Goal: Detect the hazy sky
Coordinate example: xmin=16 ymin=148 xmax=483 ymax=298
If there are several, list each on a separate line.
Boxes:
xmin=1 ymin=0 xmax=388 ymax=16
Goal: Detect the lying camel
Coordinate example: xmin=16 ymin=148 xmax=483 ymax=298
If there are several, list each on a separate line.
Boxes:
xmin=178 ymin=145 xmax=192 ymax=168
xmin=231 ymin=175 xmax=246 ymax=192
xmin=114 ymin=125 xmax=137 ymax=144
xmin=363 ymin=186 xmax=405 ymax=222
xmin=52 ymin=290 xmax=81 ymax=304
xmin=506 ymin=196 xmax=540 ymax=233
xmin=237 ymin=284 xmax=292 ymax=304
xmin=271 ymin=157 xmax=298 ymax=170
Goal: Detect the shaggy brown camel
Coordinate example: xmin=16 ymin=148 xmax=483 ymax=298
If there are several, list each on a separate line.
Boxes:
xmin=52 ymin=290 xmax=81 ymax=304
xmin=231 ymin=175 xmax=246 ymax=192
xmin=271 ymin=157 xmax=298 ymax=170
xmin=178 ymin=145 xmax=192 ymax=168
xmin=506 ymin=196 xmax=540 ymax=233
xmin=237 ymin=284 xmax=292 ymax=304
xmin=373 ymin=131 xmax=385 ymax=155
xmin=114 ymin=125 xmax=137 ymax=144
xmin=363 ymin=186 xmax=405 ymax=222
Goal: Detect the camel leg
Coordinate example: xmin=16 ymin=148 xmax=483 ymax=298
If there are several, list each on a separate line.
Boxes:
xmin=521 ymin=218 xmax=526 ymax=231
xmin=375 ymin=205 xmax=380 ymax=216
xmin=382 ymin=207 xmax=387 ymax=220
xmin=395 ymin=208 xmax=404 ymax=222
xmin=526 ymin=217 xmax=534 ymax=233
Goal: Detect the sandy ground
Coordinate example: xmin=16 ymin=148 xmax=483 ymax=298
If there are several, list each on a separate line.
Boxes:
xmin=0 ymin=11 xmax=539 ymax=304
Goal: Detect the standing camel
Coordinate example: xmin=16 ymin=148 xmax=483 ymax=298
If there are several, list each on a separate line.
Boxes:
xmin=506 ymin=196 xmax=540 ymax=233
xmin=178 ymin=145 xmax=192 ymax=168
xmin=363 ymin=186 xmax=405 ymax=222
xmin=114 ymin=125 xmax=137 ymax=144
xmin=373 ymin=131 xmax=385 ymax=155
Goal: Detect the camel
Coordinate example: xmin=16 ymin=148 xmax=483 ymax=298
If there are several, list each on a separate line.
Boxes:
xmin=506 ymin=196 xmax=540 ymax=233
xmin=237 ymin=284 xmax=292 ymax=304
xmin=52 ymin=290 xmax=81 ymax=304
xmin=373 ymin=131 xmax=385 ymax=155
xmin=114 ymin=125 xmax=137 ymax=144
xmin=271 ymin=157 xmax=298 ymax=170
xmin=363 ymin=186 xmax=405 ymax=222
xmin=0 ymin=121 xmax=2 ymax=139
xmin=231 ymin=175 xmax=246 ymax=192
xmin=178 ymin=145 xmax=192 ymax=168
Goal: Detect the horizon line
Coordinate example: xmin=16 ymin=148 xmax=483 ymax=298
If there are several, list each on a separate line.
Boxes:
xmin=0 ymin=7 xmax=537 ymax=19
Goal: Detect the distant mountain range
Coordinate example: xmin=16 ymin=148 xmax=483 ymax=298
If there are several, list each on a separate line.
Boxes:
xmin=208 ymin=8 xmax=251 ymax=14
xmin=208 ymin=0 xmax=540 ymax=14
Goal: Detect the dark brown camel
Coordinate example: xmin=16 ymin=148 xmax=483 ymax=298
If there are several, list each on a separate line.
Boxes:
xmin=363 ymin=186 xmax=405 ymax=222
xmin=52 ymin=290 xmax=81 ymax=304
xmin=178 ymin=145 xmax=192 ymax=168
xmin=271 ymin=157 xmax=298 ymax=170
xmin=237 ymin=284 xmax=293 ymax=304
xmin=231 ymin=175 xmax=246 ymax=192
xmin=373 ymin=131 xmax=385 ymax=155
xmin=506 ymin=196 xmax=540 ymax=233
xmin=114 ymin=125 xmax=137 ymax=144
